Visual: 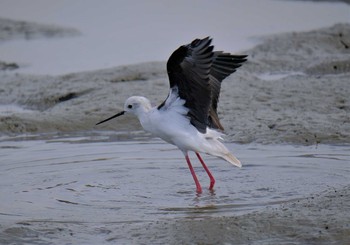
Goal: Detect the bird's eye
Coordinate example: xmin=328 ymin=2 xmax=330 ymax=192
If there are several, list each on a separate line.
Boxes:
xmin=127 ymin=104 xmax=133 ymax=109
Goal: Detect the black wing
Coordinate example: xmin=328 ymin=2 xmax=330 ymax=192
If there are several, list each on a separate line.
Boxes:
xmin=208 ymin=52 xmax=247 ymax=130
xmin=164 ymin=37 xmax=247 ymax=133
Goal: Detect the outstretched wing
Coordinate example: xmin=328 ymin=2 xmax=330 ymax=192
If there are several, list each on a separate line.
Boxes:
xmin=208 ymin=52 xmax=247 ymax=130
xmin=162 ymin=37 xmax=247 ymax=133
xmin=165 ymin=37 xmax=213 ymax=133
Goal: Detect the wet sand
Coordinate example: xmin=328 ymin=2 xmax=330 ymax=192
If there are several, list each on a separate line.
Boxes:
xmin=1 ymin=23 xmax=349 ymax=145
xmin=0 ymin=13 xmax=350 ymax=245
xmin=147 ymin=187 xmax=350 ymax=244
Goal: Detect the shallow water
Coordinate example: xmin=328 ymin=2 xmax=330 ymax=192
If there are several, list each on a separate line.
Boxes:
xmin=0 ymin=132 xmax=349 ymax=243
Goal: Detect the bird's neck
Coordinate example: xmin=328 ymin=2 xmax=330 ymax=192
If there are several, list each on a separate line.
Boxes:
xmin=135 ymin=103 xmax=153 ymax=119
xmin=136 ymin=105 xmax=155 ymax=133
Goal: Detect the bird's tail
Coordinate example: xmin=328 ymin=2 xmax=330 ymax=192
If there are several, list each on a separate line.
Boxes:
xmin=221 ymin=152 xmax=242 ymax=168
xmin=204 ymin=128 xmax=242 ymax=168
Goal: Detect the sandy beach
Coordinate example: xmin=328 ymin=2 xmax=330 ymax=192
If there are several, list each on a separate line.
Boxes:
xmin=1 ymin=22 xmax=349 ymax=145
xmin=0 ymin=2 xmax=350 ymax=244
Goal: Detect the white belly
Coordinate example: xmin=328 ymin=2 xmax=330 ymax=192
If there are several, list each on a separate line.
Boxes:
xmin=139 ymin=108 xmax=202 ymax=152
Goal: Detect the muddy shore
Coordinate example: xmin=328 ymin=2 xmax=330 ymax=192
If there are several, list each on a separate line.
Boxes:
xmin=137 ymin=187 xmax=350 ymax=244
xmin=1 ymin=22 xmax=349 ymax=145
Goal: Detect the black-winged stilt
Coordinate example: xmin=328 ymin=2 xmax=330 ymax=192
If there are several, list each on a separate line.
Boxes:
xmin=96 ymin=37 xmax=247 ymax=193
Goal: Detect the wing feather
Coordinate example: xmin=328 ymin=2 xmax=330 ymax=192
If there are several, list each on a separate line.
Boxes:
xmin=163 ymin=37 xmax=247 ymax=133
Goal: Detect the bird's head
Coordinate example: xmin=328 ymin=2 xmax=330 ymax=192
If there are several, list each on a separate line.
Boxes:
xmin=96 ymin=96 xmax=151 ymax=125
xmin=123 ymin=96 xmax=152 ymax=115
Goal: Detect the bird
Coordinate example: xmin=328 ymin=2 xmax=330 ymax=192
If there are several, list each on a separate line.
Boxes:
xmin=96 ymin=37 xmax=247 ymax=193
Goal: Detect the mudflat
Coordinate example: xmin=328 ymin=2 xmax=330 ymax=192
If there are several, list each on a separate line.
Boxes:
xmin=0 ymin=16 xmax=349 ymax=245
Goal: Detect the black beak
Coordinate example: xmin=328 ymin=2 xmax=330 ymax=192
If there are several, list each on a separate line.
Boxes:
xmin=96 ymin=111 xmax=125 ymax=125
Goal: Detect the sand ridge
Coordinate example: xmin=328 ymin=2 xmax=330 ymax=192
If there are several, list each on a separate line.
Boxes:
xmin=1 ymin=23 xmax=349 ymax=145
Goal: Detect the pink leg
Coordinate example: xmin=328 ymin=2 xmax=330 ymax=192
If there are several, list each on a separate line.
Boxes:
xmin=196 ymin=152 xmax=215 ymax=190
xmin=185 ymin=154 xmax=202 ymax=194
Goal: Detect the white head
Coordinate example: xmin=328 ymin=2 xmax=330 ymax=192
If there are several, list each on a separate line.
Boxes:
xmin=123 ymin=96 xmax=152 ymax=115
xmin=96 ymin=96 xmax=152 ymax=125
